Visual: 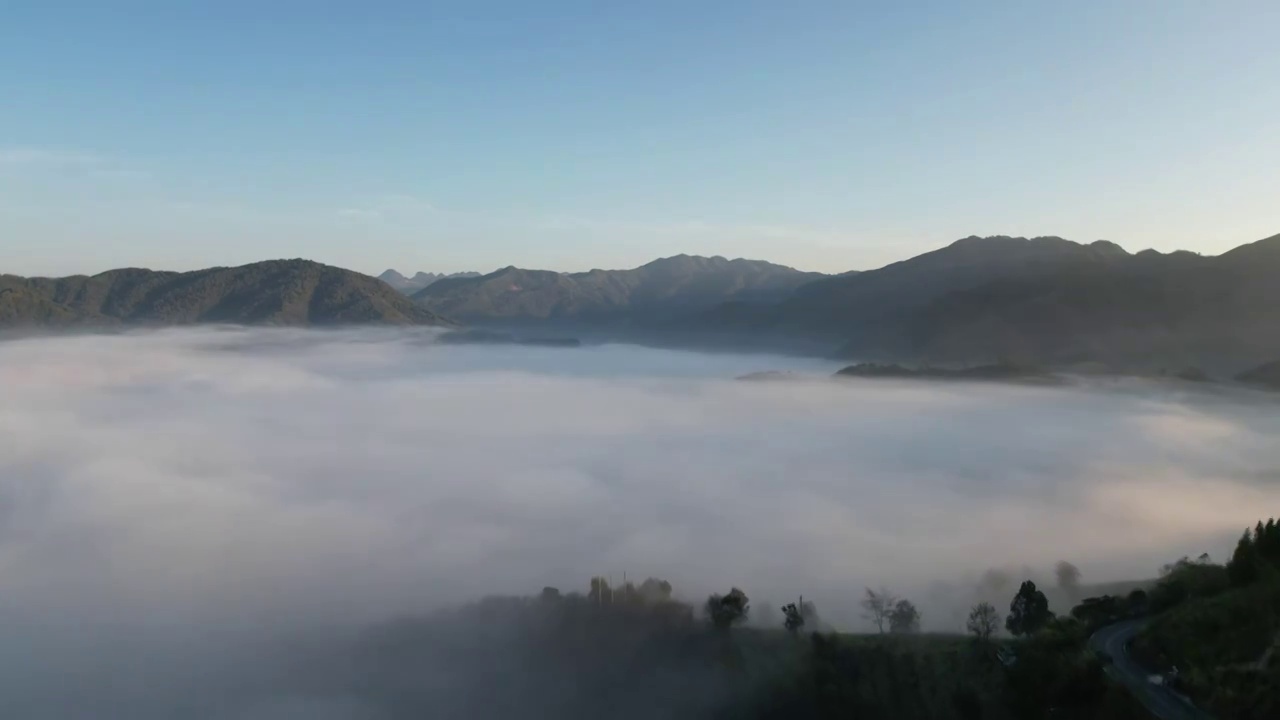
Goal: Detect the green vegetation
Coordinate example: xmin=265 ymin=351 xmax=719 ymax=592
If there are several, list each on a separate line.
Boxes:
xmin=834 ymin=362 xmax=1055 ymax=383
xmin=1126 ymin=517 xmax=1280 ymax=719
xmin=0 ymin=260 xmax=446 ymax=327
xmin=411 ymin=254 xmax=821 ymax=323
xmin=351 ymin=574 xmax=1151 ymax=719
xmin=1006 ymin=581 xmax=1052 ymax=637
xmin=835 ymin=233 xmax=1280 ymax=369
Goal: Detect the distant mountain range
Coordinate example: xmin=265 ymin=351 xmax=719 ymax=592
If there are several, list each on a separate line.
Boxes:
xmin=829 ymin=234 xmax=1280 ymax=370
xmin=411 ymin=254 xmax=826 ymax=324
xmin=1238 ymin=359 xmax=1280 ymax=390
xmin=378 ymin=269 xmax=481 ymax=294
xmin=5 ymin=234 xmax=1279 ymax=374
xmin=404 ymin=234 xmax=1280 ymax=371
xmin=1 ymin=259 xmax=446 ymax=327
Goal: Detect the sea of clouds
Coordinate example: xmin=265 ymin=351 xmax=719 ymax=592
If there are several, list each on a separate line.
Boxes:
xmin=1 ymin=326 xmax=1277 ymax=718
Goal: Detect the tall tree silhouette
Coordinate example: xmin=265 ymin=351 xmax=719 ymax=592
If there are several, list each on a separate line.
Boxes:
xmin=1006 ymin=580 xmax=1052 ymax=637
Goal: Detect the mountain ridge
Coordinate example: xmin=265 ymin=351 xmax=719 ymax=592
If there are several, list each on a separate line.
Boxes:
xmin=411 ymin=254 xmax=826 ymax=324
xmin=1 ymin=259 xmax=448 ymax=328
xmin=6 ymin=234 xmax=1278 ymax=372
xmin=378 ymin=269 xmax=481 ymax=294
xmin=822 ymin=233 xmax=1280 ymax=370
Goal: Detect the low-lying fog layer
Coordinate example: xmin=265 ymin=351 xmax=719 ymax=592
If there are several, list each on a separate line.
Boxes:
xmin=1 ymin=327 xmax=1277 ymax=718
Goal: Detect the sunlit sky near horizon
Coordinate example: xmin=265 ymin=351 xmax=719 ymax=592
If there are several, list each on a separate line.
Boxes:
xmin=2 ymin=1 xmax=1278 ymax=277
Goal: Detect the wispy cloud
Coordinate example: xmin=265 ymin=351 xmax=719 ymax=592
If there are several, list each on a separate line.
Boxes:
xmin=336 ymin=207 xmax=384 ymax=220
xmin=536 ymin=214 xmax=849 ymax=244
xmin=0 ymin=146 xmax=104 ymax=168
xmin=0 ymin=146 xmax=148 ymax=180
xmin=336 ymin=194 xmax=438 ymax=221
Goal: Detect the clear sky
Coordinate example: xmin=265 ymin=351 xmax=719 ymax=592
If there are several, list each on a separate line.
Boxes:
xmin=2 ymin=1 xmax=1277 ymax=277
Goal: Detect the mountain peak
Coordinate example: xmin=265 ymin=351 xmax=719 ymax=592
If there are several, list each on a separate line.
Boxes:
xmin=1088 ymin=239 xmax=1129 ymax=255
xmin=379 ymin=269 xmax=481 ymax=294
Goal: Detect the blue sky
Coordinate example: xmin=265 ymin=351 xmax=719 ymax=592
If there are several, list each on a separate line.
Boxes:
xmin=2 ymin=1 xmax=1277 ymax=277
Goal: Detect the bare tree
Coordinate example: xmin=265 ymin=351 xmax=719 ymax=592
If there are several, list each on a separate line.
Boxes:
xmin=861 ymin=587 xmax=898 ymax=633
xmin=966 ymin=601 xmax=1000 ymax=643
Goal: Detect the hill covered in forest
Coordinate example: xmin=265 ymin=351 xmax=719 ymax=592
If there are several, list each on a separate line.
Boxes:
xmin=321 ymin=576 xmax=1145 ymax=720
xmin=7 ymin=233 xmax=1279 ymax=374
xmin=316 ymin=517 xmax=1279 ymax=720
xmin=0 ymin=259 xmax=447 ymax=328
xmin=848 ymin=233 xmax=1280 ymax=370
xmin=411 ymin=254 xmax=826 ymax=324
xmin=697 ymin=233 xmax=1280 ymax=372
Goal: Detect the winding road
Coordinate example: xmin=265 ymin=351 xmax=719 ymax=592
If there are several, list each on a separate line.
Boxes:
xmin=1088 ymin=620 xmax=1212 ymax=720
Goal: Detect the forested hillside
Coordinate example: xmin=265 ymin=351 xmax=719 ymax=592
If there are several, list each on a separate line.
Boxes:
xmin=1129 ymin=517 xmax=1280 ymax=719
xmin=0 ymin=260 xmax=446 ymax=327
xmin=308 ymin=575 xmax=1149 ymax=720
xmin=857 ymin=234 xmax=1280 ymax=370
xmin=412 ymin=254 xmax=823 ymax=323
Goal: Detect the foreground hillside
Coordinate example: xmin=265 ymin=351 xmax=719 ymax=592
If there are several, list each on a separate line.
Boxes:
xmin=300 ymin=521 xmax=1280 ymax=719
xmin=0 ymin=260 xmax=447 ymax=328
xmin=1126 ymin=517 xmax=1280 ymax=719
xmin=314 ymin=578 xmax=1144 ymax=720
xmin=412 ymin=254 xmax=825 ymax=323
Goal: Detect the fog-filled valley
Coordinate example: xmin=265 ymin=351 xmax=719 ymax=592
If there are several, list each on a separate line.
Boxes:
xmin=0 ymin=327 xmax=1276 ymax=717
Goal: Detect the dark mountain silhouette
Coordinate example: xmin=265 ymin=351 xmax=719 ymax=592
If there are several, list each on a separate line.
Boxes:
xmin=685 ymin=233 xmax=1279 ymax=371
xmin=850 ymin=233 xmax=1280 ymax=370
xmin=0 ymin=260 xmax=447 ymax=328
xmin=6 ymin=234 xmax=1278 ymax=371
xmin=704 ymin=235 xmax=1132 ymax=333
xmin=412 ymin=254 xmax=824 ymax=323
xmin=378 ymin=269 xmax=480 ymax=294
xmin=1238 ymin=359 xmax=1280 ymax=390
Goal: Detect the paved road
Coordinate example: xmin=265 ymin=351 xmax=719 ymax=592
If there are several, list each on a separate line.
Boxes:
xmin=1089 ymin=620 xmax=1213 ymax=720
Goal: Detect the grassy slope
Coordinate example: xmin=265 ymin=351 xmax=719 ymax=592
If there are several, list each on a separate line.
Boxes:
xmin=734 ymin=631 xmax=1011 ymax=720
xmin=1133 ymin=579 xmax=1280 ymax=718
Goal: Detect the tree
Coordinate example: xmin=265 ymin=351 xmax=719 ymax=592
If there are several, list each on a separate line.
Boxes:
xmin=638 ymin=577 xmax=673 ymax=603
xmin=966 ymin=601 xmax=1000 ymax=643
xmin=782 ymin=601 xmax=805 ymax=635
xmin=889 ymin=598 xmax=921 ymax=634
xmin=861 ymin=587 xmax=898 ymax=633
xmin=1006 ymin=580 xmax=1053 ymax=637
xmin=539 ymin=586 xmax=562 ymax=602
xmin=705 ymin=587 xmax=749 ymax=631
xmin=1228 ymin=530 xmax=1262 ymax=586
xmin=588 ymin=576 xmax=612 ymax=605
xmin=1055 ymin=560 xmax=1082 ymax=601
